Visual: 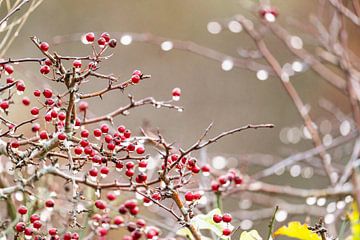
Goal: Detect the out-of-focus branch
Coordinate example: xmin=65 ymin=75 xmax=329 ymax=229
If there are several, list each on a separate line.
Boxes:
xmin=237 ymin=15 xmax=337 ymax=185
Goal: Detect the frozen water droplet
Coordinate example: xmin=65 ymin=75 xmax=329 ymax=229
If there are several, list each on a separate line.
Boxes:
xmin=100 ymin=173 xmax=107 ymax=178
xmin=138 ymin=167 xmax=146 ymax=173
xmin=177 ymin=108 xmax=183 ymax=112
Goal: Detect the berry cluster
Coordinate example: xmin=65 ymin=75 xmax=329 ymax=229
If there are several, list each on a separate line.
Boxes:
xmin=212 ymin=213 xmax=233 ymax=236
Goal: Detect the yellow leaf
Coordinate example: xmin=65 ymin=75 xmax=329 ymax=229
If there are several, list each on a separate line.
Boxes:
xmin=348 ymin=202 xmax=360 ymax=240
xmin=273 ymin=221 xmax=321 ymax=240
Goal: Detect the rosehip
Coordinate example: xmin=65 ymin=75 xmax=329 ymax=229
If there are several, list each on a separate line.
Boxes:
xmin=222 ymin=213 xmax=232 ymax=223
xmin=40 ymin=42 xmax=49 ymax=51
xmin=213 ymin=214 xmax=222 ymax=223
xmin=22 ymin=97 xmax=30 ymax=106
xmin=85 ymin=32 xmax=95 ymax=43
xmin=40 ymin=65 xmax=50 ymax=74
xmin=18 ymin=205 xmax=28 ymax=215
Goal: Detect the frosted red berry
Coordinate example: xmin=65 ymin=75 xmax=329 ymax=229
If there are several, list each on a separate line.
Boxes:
xmin=40 ymin=42 xmax=49 ymax=51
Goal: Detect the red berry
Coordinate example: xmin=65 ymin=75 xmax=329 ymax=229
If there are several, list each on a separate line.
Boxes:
xmin=95 ymin=200 xmax=106 ymax=210
xmin=18 ymin=205 xmax=28 ymax=215
xmin=234 ymin=176 xmax=243 ymax=185
xmin=15 ymin=222 xmax=25 ymax=232
xmin=130 ymin=206 xmax=139 ymax=215
xmin=58 ymin=112 xmax=66 ymax=121
xmin=43 ymin=88 xmax=53 ymax=98
xmin=118 ymin=125 xmax=126 ymax=133
xmin=32 ymin=123 xmax=40 ymax=132
xmin=222 ymin=213 xmax=232 ymax=223
xmin=24 ymin=227 xmax=33 ymax=236
xmin=40 ymin=65 xmax=50 ymax=74
xmin=191 ymin=165 xmax=200 ymax=174
xmin=213 ymin=214 xmax=222 ymax=223
xmin=113 ymin=216 xmax=124 ymax=225
xmin=45 ymin=199 xmax=55 ymax=208
xmin=93 ymin=128 xmax=102 ymax=137
xmin=136 ymin=146 xmax=145 ymax=154
xmin=40 ymin=42 xmax=49 ymax=51
xmin=74 ymin=146 xmax=83 ymax=155
xmin=48 ymin=228 xmax=57 ymax=236
xmin=22 ymin=97 xmax=30 ymax=106
xmin=98 ymin=227 xmax=107 ymax=236
xmin=4 ymin=65 xmax=14 ymax=74
xmin=16 ymin=81 xmax=26 ymax=92
xmin=184 ymin=191 xmax=194 ymax=201
xmin=85 ymin=32 xmax=95 ymax=43
xmin=223 ymin=228 xmax=232 ymax=236
xmin=211 ymin=181 xmax=220 ymax=192
xmin=33 ymin=220 xmax=42 ymax=229
xmin=125 ymin=169 xmax=134 ymax=177
xmin=124 ymin=130 xmax=131 ymax=138
xmin=73 ymin=60 xmax=82 ymax=68
xmin=44 ymin=58 xmax=52 ymax=66
xmin=101 ymin=32 xmax=110 ymax=42
xmin=152 ymin=193 xmax=161 ymax=201
xmin=6 ymin=77 xmax=14 ymax=84
xmin=126 ymin=161 xmax=135 ymax=169
xmin=89 ymin=168 xmax=98 ymax=177
xmin=100 ymin=166 xmax=109 ymax=175
xmin=30 ymin=214 xmax=40 ymax=223
xmin=97 ymin=37 xmax=106 ymax=46
xmin=172 ymin=87 xmax=181 ymax=97
xmin=81 ymin=129 xmax=89 ymax=138
xmin=107 ymin=192 xmax=116 ymax=201
xmin=31 ymin=107 xmax=39 ymax=116
xmin=39 ymin=130 xmax=48 ymax=140
xmin=58 ymin=132 xmax=67 ymax=141
xmin=104 ymin=134 xmax=113 ymax=143
xmin=100 ymin=124 xmax=109 ymax=133
xmin=131 ymin=74 xmax=141 ymax=84
xmin=127 ymin=143 xmax=135 ymax=152
xmin=78 ymin=101 xmax=88 ymax=111
xmin=138 ymin=160 xmax=147 ymax=168
xmin=0 ymin=101 xmax=9 ymax=110
xmin=109 ymin=39 xmax=117 ymax=48
xmin=107 ymin=142 xmax=115 ymax=151
xmin=10 ymin=141 xmax=19 ymax=149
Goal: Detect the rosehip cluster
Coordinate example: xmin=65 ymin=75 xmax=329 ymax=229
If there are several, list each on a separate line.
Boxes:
xmin=168 ymin=154 xmax=201 ymax=174
xmin=14 ymin=203 xmax=72 ymax=239
xmin=85 ymin=32 xmax=117 ymax=49
xmin=213 ymin=213 xmax=233 ymax=236
xmin=90 ymin=204 xmax=160 ymax=239
xmin=211 ymin=169 xmax=244 ymax=192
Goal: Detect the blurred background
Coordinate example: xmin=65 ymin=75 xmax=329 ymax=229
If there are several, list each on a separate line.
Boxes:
xmin=2 ymin=0 xmax=360 ymax=238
